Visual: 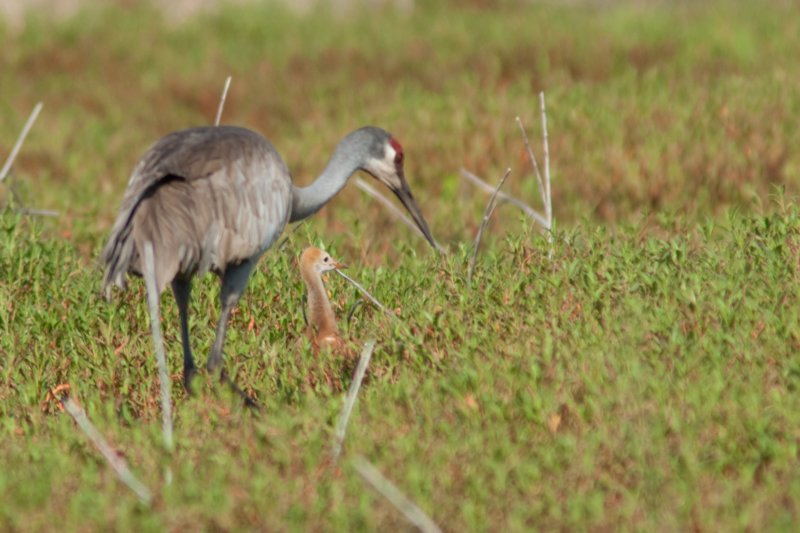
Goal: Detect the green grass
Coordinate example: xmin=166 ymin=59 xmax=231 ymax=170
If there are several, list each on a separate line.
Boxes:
xmin=3 ymin=209 xmax=800 ymax=530
xmin=2 ymin=0 xmax=800 ymax=530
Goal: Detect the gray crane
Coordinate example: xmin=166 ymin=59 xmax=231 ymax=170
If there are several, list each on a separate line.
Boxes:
xmin=102 ymin=125 xmax=436 ymax=398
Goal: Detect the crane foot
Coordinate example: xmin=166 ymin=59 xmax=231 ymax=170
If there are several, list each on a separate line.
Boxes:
xmin=220 ymin=369 xmax=260 ymax=410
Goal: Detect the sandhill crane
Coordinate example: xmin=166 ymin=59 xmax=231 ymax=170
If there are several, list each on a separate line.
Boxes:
xmin=102 ymin=125 xmax=435 ymax=396
xmin=299 ymin=246 xmax=346 ymax=353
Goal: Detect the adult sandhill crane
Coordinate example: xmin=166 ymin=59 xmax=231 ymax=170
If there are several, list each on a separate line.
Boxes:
xmin=102 ymin=125 xmax=435 ymax=394
xmin=299 ymin=246 xmax=346 ymax=353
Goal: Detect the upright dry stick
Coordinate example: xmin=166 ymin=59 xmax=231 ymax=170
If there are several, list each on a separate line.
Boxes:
xmin=142 ymin=242 xmax=174 ymax=453
xmin=354 ymin=178 xmax=447 ymax=254
xmin=460 ymin=168 xmax=548 ymax=228
xmin=214 ymin=76 xmax=232 ymax=127
xmin=514 ymin=93 xmax=554 ymax=254
xmin=0 ymin=102 xmax=43 ymax=184
xmin=468 ymin=168 xmax=511 ymax=283
xmin=331 ymin=339 xmax=376 ymax=462
xmin=515 ymin=115 xmax=547 ymax=217
xmin=60 ymin=395 xmax=153 ymax=505
xmin=539 ymin=92 xmax=552 ymax=229
xmin=353 ymin=456 xmax=443 ymax=533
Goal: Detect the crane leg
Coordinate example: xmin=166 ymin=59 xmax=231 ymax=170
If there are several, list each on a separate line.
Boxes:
xmin=207 ymin=258 xmax=260 ymax=408
xmin=207 ymin=301 xmax=234 ymax=373
xmin=172 ymin=278 xmax=196 ymax=392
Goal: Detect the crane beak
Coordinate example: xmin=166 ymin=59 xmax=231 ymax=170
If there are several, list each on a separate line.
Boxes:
xmin=391 ymin=174 xmax=438 ymax=251
xmin=333 ymin=259 xmax=347 ymax=270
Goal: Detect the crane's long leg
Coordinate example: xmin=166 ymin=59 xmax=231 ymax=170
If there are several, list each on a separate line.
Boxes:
xmin=171 ymin=278 xmax=196 ymax=392
xmin=208 ymin=258 xmax=259 ymax=408
xmin=207 ymin=301 xmax=234 ymax=373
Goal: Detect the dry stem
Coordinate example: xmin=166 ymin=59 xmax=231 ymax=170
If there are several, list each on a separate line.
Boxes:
xmin=335 ymin=269 xmax=394 ymax=318
xmin=515 ymin=115 xmax=547 ymax=213
xmin=60 ymin=394 xmax=153 ymax=505
xmin=539 ymin=92 xmax=552 ymax=228
xmin=460 ymin=168 xmax=548 ymax=227
xmin=214 ymin=76 xmax=232 ymax=126
xmin=331 ymin=339 xmax=376 ymax=462
xmin=468 ymin=168 xmax=511 ymax=283
xmin=0 ymin=102 xmax=43 ymax=184
xmin=353 ymin=456 xmax=443 ymax=533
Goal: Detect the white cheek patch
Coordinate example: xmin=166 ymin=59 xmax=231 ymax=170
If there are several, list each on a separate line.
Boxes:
xmin=385 ymin=143 xmax=397 ymax=164
xmin=366 ymin=155 xmax=400 ymax=186
xmin=364 ymin=144 xmax=403 ymax=189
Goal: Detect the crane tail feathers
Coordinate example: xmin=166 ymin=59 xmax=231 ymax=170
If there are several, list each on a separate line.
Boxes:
xmin=101 ymin=220 xmax=136 ymax=299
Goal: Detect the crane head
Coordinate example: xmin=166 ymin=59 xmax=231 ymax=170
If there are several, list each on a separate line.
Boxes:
xmin=300 ymin=247 xmax=345 ymax=275
xmin=360 ymin=132 xmax=437 ymax=250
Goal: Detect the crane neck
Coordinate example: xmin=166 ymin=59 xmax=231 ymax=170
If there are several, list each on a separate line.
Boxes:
xmin=290 ymin=141 xmax=361 ymax=223
xmin=302 ymin=266 xmax=339 ymax=342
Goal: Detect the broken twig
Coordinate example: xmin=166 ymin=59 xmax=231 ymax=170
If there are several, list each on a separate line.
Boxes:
xmin=214 ymin=76 xmax=232 ymax=127
xmin=353 ymin=456 xmax=442 ymax=533
xmin=15 ymin=208 xmax=59 ymax=217
xmin=540 ymin=92 xmax=552 ymax=228
xmin=464 ymin=93 xmax=554 ymax=246
xmin=460 ymin=169 xmax=547 ymax=228
xmin=468 ymin=168 xmax=511 ymax=283
xmin=515 ymin=115 xmax=546 ymax=215
xmin=335 ymin=269 xmax=393 ymax=319
xmin=1 ymin=102 xmax=43 ymax=184
xmin=331 ymin=339 xmax=376 ymax=462
xmin=514 ymin=92 xmax=553 ymax=245
xmin=60 ymin=394 xmax=152 ymax=505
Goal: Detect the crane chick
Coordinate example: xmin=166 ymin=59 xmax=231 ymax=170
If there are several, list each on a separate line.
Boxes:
xmin=299 ymin=246 xmax=346 ymax=353
xmin=299 ymin=246 xmax=361 ymax=391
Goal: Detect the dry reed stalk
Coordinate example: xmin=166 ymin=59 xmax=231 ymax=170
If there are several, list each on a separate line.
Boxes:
xmin=214 ymin=76 xmax=232 ymax=126
xmin=460 ymin=168 xmax=547 ymax=227
xmin=331 ymin=339 xmax=376 ymax=462
xmin=335 ymin=269 xmax=394 ymax=319
xmin=0 ymin=102 xmax=43 ymax=184
xmin=468 ymin=168 xmax=511 ymax=283
xmin=353 ymin=456 xmax=442 ymax=533
xmin=59 ymin=393 xmax=153 ymax=505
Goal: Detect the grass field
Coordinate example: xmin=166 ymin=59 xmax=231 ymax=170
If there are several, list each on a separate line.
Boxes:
xmin=2 ymin=0 xmax=800 ymax=530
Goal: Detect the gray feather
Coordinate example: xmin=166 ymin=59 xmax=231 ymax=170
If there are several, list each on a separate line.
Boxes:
xmin=101 ymin=126 xmax=291 ymax=297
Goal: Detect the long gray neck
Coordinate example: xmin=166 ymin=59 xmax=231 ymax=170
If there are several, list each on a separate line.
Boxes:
xmin=290 ymin=140 xmax=362 ymax=223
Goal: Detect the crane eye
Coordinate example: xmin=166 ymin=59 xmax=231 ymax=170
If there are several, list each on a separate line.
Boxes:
xmin=323 ymin=256 xmax=329 ymax=262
